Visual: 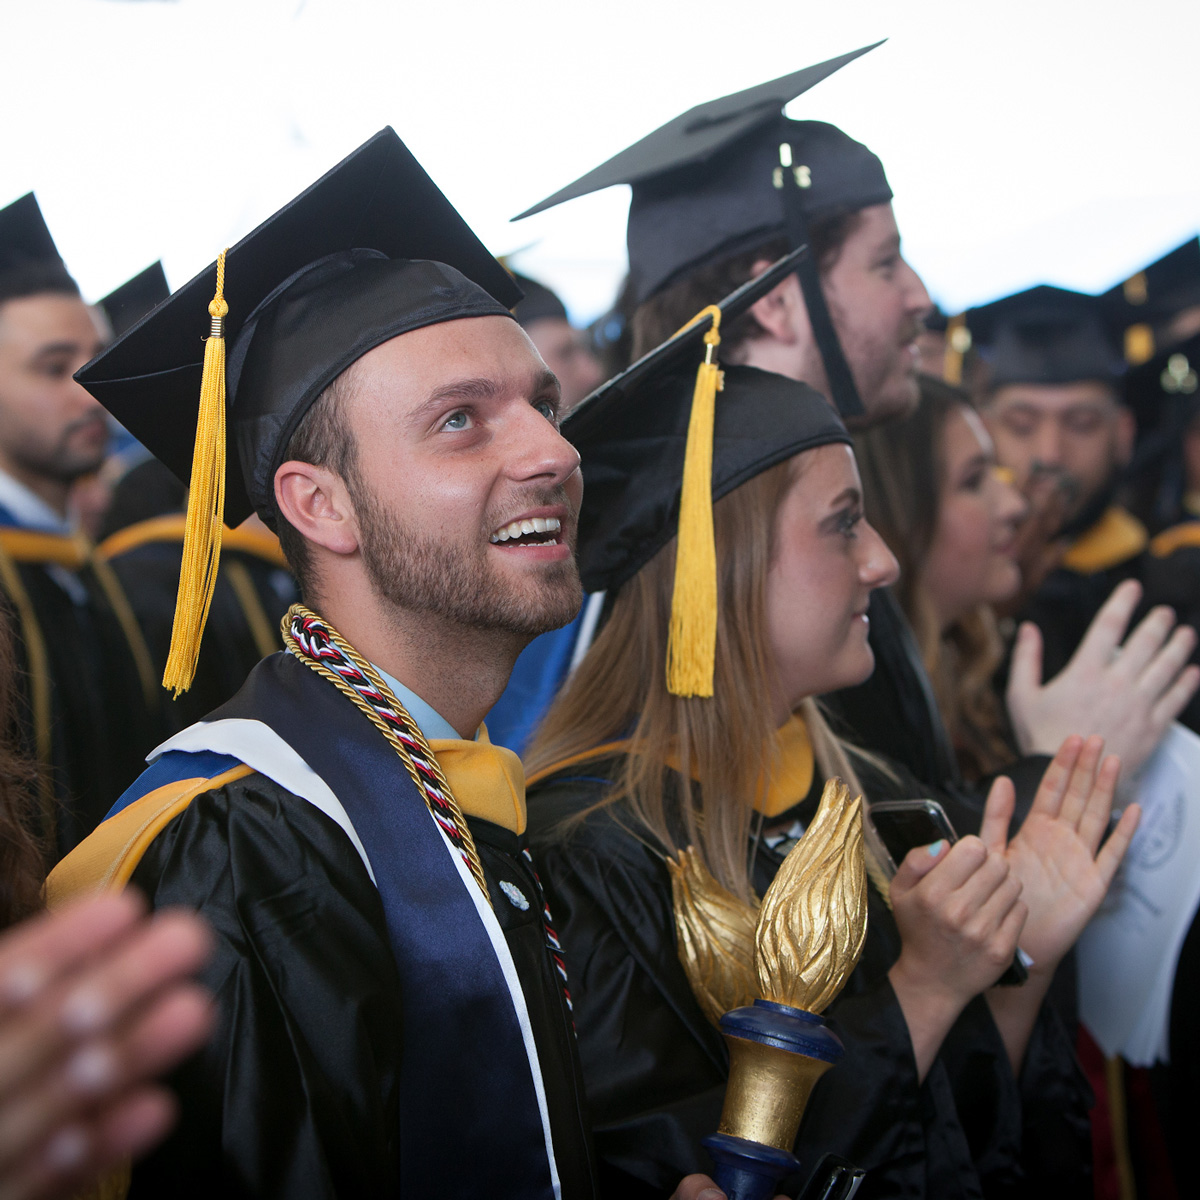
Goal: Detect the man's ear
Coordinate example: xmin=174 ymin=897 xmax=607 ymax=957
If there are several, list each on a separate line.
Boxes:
xmin=274 ymin=461 xmax=360 ymax=556
xmin=746 ymin=260 xmax=807 ymax=346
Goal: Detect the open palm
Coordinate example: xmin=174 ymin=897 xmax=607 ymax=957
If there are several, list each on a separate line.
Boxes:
xmin=980 ymin=735 xmax=1140 ymax=972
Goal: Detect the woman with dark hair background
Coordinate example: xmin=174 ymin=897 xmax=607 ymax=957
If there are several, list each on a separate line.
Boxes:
xmin=854 ymin=375 xmax=1199 ymax=784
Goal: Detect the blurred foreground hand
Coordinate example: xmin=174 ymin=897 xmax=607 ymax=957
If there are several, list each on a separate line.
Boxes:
xmin=0 ymin=890 xmax=213 ymax=1200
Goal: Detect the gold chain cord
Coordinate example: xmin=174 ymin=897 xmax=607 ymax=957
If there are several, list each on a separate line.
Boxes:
xmin=280 ymin=604 xmax=493 ymax=907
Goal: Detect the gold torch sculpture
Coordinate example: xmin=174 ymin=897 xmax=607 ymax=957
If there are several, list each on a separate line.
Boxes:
xmin=668 ymin=778 xmax=868 ymax=1200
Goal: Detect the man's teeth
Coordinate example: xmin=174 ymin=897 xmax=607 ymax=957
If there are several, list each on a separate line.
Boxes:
xmin=490 ymin=516 xmax=562 ymax=544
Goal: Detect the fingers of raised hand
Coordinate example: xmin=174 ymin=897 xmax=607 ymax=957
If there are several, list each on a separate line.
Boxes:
xmin=980 ymin=777 xmax=1015 ymax=853
xmin=1116 ymin=605 xmax=1182 ymax=682
xmin=0 ymin=1087 xmax=178 ymax=1200
xmin=1151 ymin=663 xmax=1200 ymax=730
xmin=56 ymin=911 xmax=212 ymax=1040
xmin=1074 ymin=580 xmax=1142 ymax=669
xmin=1030 ymin=735 xmax=1085 ymax=819
xmin=1007 ymin=622 xmax=1045 ymax=703
xmin=1094 ymin=803 xmax=1142 ymax=891
xmin=0 ymin=894 xmax=146 ymax=1018
xmin=1058 ymin=735 xmax=1107 ymax=829
xmin=1076 ymin=754 xmax=1123 ymax=853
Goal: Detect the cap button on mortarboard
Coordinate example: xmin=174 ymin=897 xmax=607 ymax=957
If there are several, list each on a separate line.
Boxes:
xmin=162 ymin=250 xmax=230 ymax=696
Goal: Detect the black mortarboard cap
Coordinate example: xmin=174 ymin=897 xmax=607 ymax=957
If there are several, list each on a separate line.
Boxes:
xmin=76 ymin=127 xmax=521 ymax=527
xmin=514 ymin=44 xmax=888 ymax=421
xmin=1101 ymin=237 xmax=1200 ymax=364
xmin=0 ymin=192 xmax=78 ymax=301
xmin=514 ymin=44 xmax=890 ymax=306
xmin=563 ymin=247 xmax=849 ymax=596
xmin=510 ymin=271 xmax=569 ymax=326
xmin=99 ymin=262 xmax=170 ymax=339
xmin=966 ymin=285 xmax=1123 ymax=389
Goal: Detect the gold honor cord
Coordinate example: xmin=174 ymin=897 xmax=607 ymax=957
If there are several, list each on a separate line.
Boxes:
xmin=281 ymin=604 xmax=493 ymax=908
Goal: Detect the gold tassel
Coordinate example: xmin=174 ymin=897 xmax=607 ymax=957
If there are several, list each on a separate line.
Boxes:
xmin=666 ymin=304 xmax=723 ymax=698
xmin=162 ymin=251 xmax=229 ymax=696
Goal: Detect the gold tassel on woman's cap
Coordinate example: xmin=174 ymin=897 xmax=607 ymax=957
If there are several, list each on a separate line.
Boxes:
xmin=666 ymin=304 xmax=723 ymax=698
xmin=162 ymin=251 xmax=229 ymax=696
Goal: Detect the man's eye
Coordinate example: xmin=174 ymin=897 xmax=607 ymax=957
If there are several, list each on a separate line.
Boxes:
xmin=37 ymin=361 xmax=71 ymax=380
xmin=442 ymin=411 xmax=470 ymax=431
xmin=533 ymin=399 xmax=558 ymax=423
xmin=1002 ymin=414 xmax=1037 ymax=437
xmin=1065 ymin=412 xmax=1103 ymax=435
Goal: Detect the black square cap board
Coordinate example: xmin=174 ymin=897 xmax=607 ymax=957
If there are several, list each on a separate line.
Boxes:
xmin=515 ymin=43 xmax=891 ymax=420
xmin=563 ymin=246 xmax=850 ymax=593
xmin=75 ymin=127 xmax=522 ymax=527
xmin=966 ymin=285 xmax=1124 ymax=391
xmin=99 ymin=262 xmax=170 ymax=339
xmin=0 ymin=192 xmax=78 ymax=299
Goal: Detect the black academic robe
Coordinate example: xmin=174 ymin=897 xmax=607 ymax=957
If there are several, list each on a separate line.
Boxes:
xmin=127 ymin=771 xmax=597 ymax=1199
xmin=0 ymin=542 xmax=165 ymax=855
xmin=528 ymin=758 xmax=1092 ymax=1200
xmin=100 ymin=518 xmax=299 ymax=732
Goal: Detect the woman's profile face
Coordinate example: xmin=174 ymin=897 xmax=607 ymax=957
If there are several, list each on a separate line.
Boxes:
xmin=765 ymin=444 xmax=899 ymax=716
xmin=922 ymin=404 xmax=1028 ymax=630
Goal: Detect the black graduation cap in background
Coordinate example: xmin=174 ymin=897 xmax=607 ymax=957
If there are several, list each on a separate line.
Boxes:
xmin=1101 ymin=237 xmax=1200 ymax=365
xmin=515 ymin=43 xmax=891 ymax=421
xmin=965 ymin=285 xmax=1123 ymax=390
xmin=77 ymin=126 xmax=520 ymax=527
xmin=99 ymin=261 xmax=170 ymax=339
xmin=564 ymin=246 xmax=848 ymax=597
xmin=0 ymin=192 xmax=78 ymax=300
xmin=1122 ymin=328 xmax=1200 ymax=528
xmin=510 ymin=271 xmax=569 ymax=327
xmin=75 ymin=126 xmax=521 ymax=695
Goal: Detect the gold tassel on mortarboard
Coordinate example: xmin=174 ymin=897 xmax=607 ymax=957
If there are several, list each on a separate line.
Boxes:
xmin=666 ymin=304 xmax=724 ymax=698
xmin=162 ymin=251 xmax=229 ymax=696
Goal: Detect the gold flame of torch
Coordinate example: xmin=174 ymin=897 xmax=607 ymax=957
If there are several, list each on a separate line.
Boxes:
xmin=670 ymin=778 xmax=868 ymax=1156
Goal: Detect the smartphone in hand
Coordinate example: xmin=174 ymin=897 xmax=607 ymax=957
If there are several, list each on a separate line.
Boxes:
xmin=870 ymin=799 xmax=1031 ymax=987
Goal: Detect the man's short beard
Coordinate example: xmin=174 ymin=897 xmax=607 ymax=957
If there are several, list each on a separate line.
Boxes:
xmin=9 ymin=415 xmax=108 ymax=485
xmin=353 ymin=478 xmax=583 ymax=639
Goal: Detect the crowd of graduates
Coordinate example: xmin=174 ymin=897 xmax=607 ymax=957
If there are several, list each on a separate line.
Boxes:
xmin=0 ymin=38 xmax=1197 ymax=1200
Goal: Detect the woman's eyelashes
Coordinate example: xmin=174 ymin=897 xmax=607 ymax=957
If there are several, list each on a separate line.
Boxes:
xmin=835 ymin=507 xmax=864 ymax=539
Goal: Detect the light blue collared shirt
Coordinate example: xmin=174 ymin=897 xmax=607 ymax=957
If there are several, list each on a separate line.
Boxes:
xmin=0 ymin=469 xmax=73 ymax=534
xmin=375 ymin=666 xmax=479 ymax=742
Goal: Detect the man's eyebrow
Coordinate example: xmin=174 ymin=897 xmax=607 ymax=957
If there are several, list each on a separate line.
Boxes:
xmin=30 ymin=340 xmax=85 ymax=359
xmin=410 ymin=369 xmax=562 ymax=424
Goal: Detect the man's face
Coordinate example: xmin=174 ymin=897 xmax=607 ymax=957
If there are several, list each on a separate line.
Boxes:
xmin=521 ymin=317 xmax=604 ymax=409
xmin=823 ymin=203 xmax=931 ymax=427
xmin=981 ymin=380 xmax=1133 ymax=523
xmin=0 ymin=293 xmax=108 ymax=490
xmin=342 ymin=315 xmax=584 ymax=640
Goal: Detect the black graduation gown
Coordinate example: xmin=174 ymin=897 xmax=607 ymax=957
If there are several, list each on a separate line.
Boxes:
xmin=127 ymin=771 xmax=598 ymax=1199
xmin=0 ymin=540 xmax=165 ymax=856
xmin=528 ymin=758 xmax=1092 ymax=1200
xmin=100 ymin=519 xmax=299 ymax=732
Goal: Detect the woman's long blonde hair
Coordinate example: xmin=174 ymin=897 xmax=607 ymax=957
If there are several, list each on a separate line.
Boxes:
xmin=525 ymin=458 xmax=875 ymax=903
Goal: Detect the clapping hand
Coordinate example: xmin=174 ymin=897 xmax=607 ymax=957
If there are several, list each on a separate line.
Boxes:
xmin=1007 ymin=579 xmax=1199 ymax=777
xmin=980 ymin=735 xmax=1140 ymax=975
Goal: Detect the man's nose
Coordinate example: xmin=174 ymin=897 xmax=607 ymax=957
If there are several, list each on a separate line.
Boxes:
xmin=900 ymin=259 xmax=932 ymax=319
xmin=509 ymin=406 xmax=581 ymax=488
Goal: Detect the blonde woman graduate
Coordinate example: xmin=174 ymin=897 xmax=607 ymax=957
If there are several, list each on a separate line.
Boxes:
xmin=524 ymin=306 xmax=1139 ymax=1199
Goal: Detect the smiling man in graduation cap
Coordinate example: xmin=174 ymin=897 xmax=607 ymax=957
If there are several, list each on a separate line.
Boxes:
xmin=46 ymin=128 xmax=610 ymax=1199
xmin=490 ymin=45 xmax=964 ymax=795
